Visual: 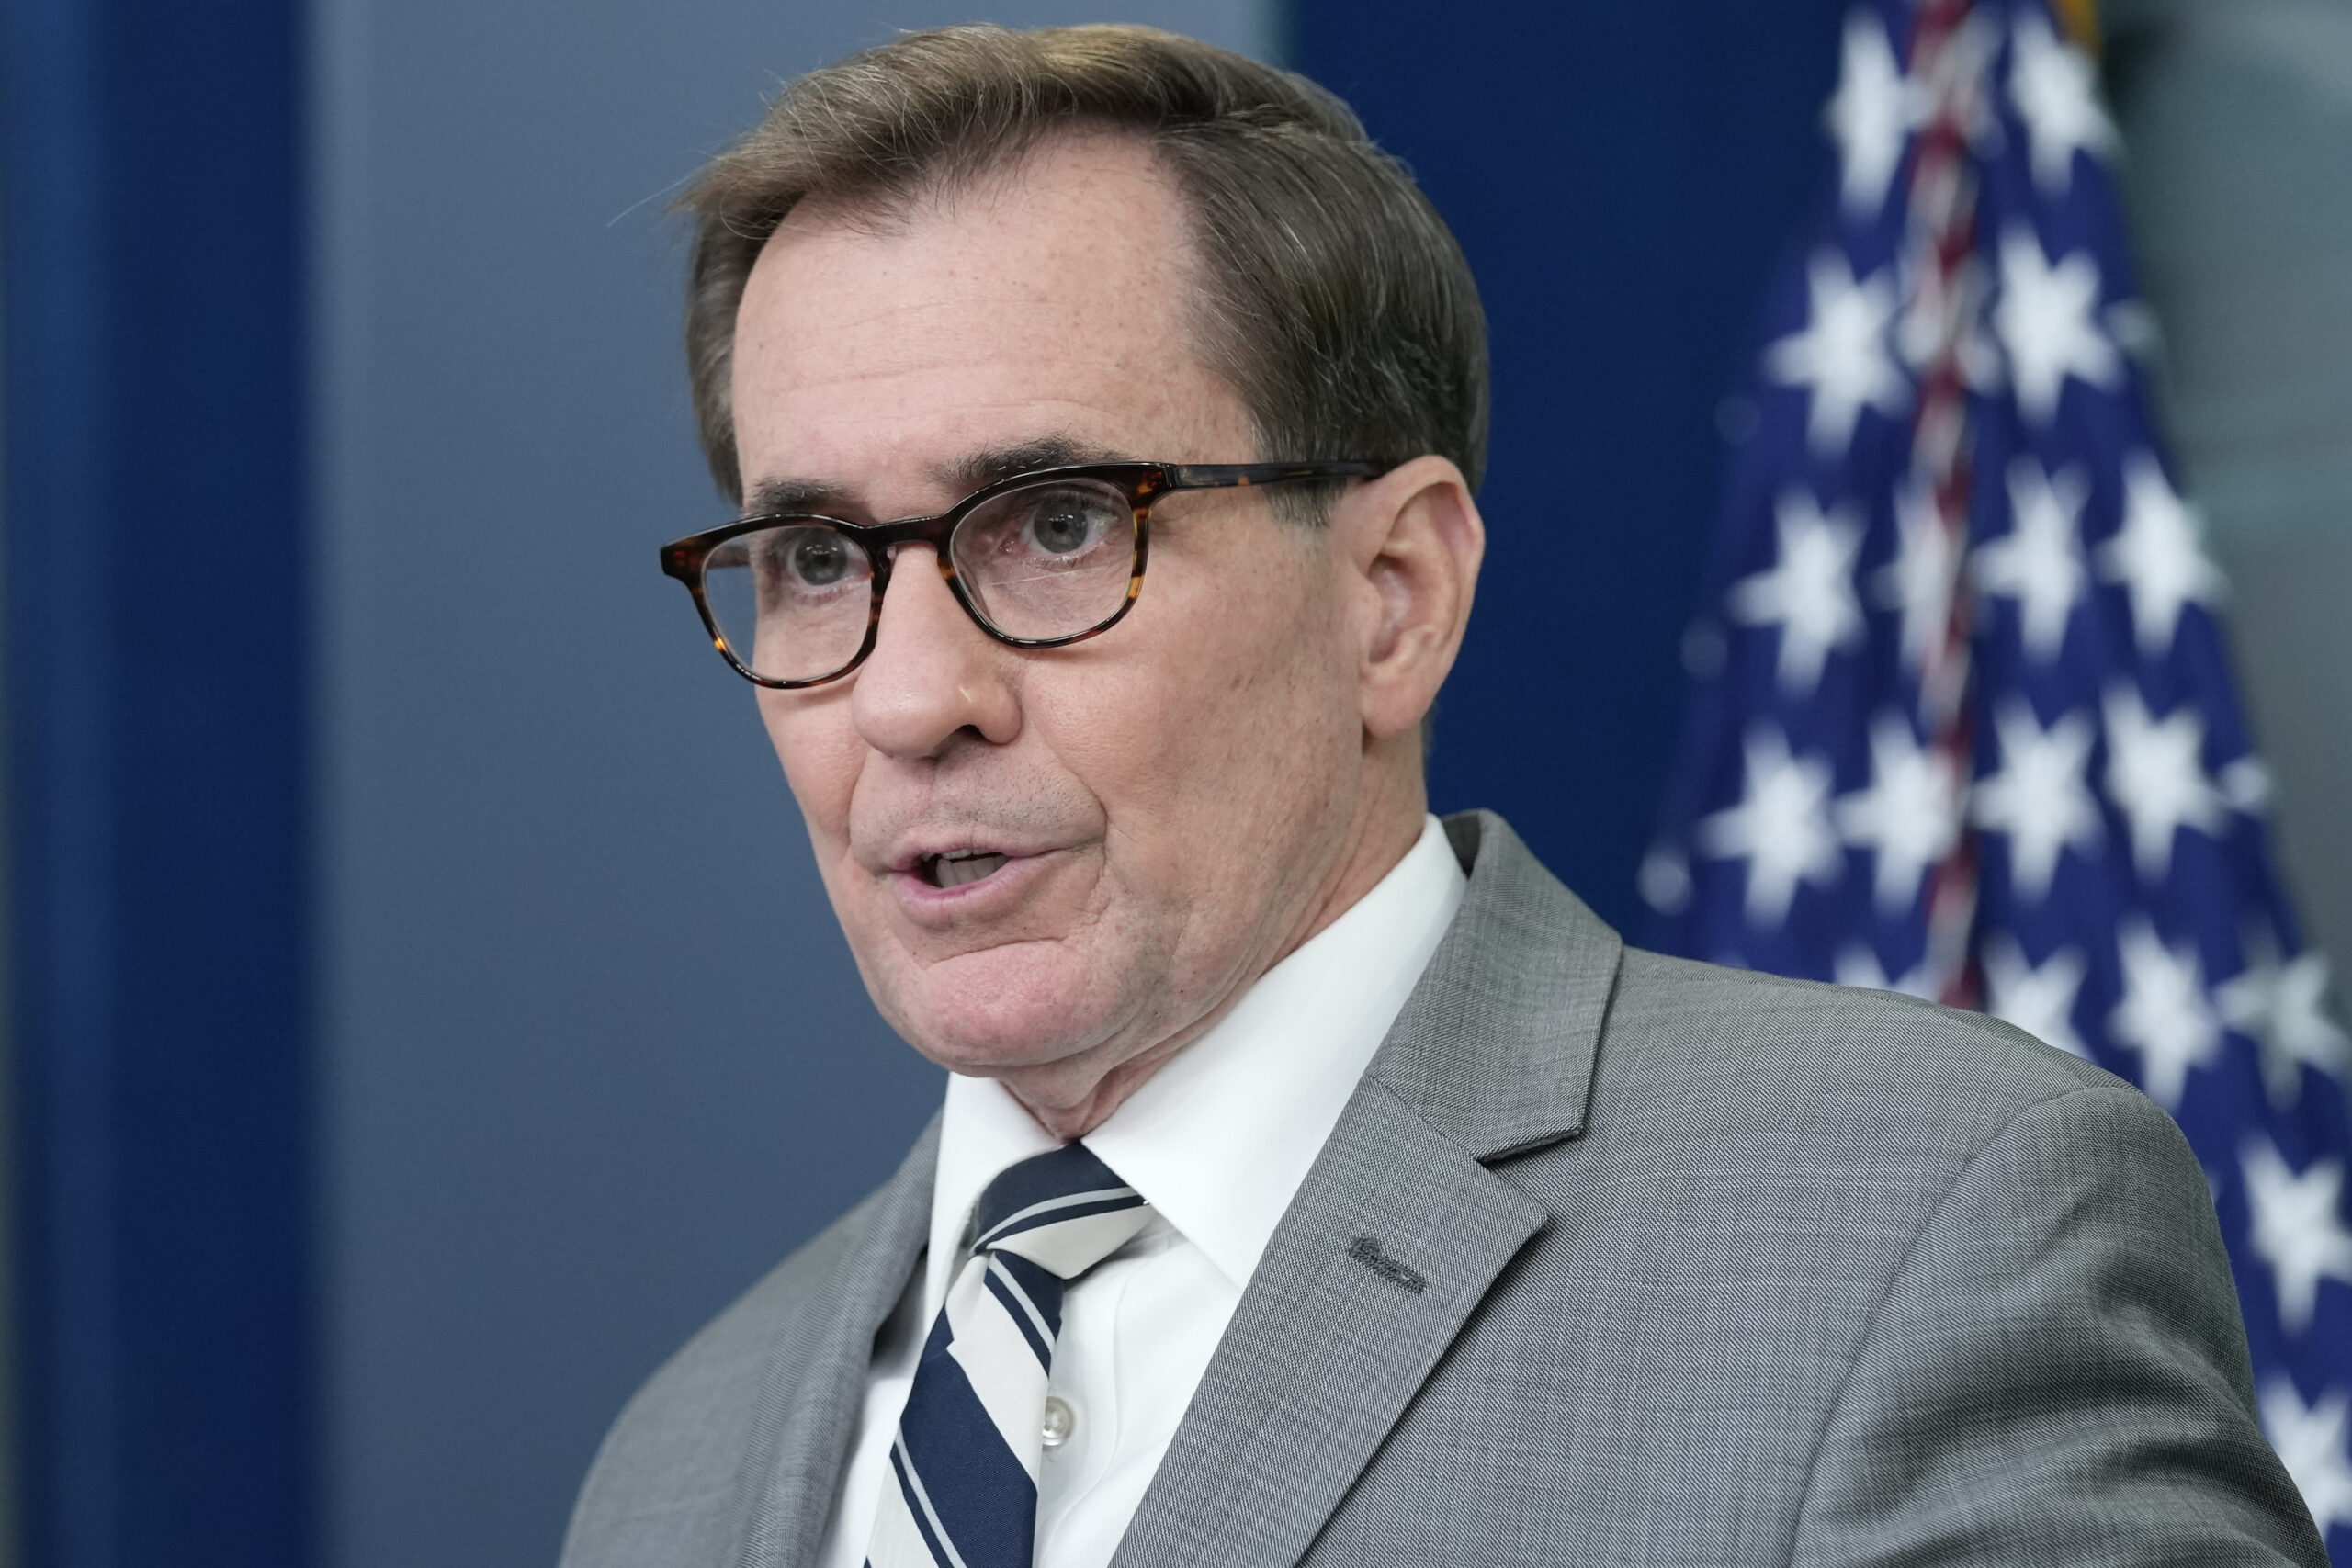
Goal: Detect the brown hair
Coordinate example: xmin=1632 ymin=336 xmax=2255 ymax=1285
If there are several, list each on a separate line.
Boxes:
xmin=677 ymin=23 xmax=1488 ymax=517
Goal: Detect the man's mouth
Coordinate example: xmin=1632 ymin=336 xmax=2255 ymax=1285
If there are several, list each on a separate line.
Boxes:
xmin=922 ymin=850 xmax=1012 ymax=889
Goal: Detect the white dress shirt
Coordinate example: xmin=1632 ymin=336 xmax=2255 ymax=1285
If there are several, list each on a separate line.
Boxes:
xmin=814 ymin=814 xmax=1466 ymax=1568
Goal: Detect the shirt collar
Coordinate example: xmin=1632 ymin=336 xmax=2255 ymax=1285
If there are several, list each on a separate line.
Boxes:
xmin=925 ymin=814 xmax=1467 ymax=1311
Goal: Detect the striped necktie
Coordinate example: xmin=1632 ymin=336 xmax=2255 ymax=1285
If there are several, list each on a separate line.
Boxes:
xmin=865 ymin=1141 xmax=1151 ymax=1568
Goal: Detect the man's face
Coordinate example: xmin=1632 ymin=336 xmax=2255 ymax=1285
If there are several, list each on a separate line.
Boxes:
xmin=729 ymin=135 xmax=1386 ymax=1119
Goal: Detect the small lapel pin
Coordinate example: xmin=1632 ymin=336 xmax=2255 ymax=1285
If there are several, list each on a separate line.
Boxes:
xmin=1347 ymin=1235 xmax=1426 ymax=1293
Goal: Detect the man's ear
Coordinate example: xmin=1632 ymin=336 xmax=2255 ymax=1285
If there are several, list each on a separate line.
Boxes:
xmin=1332 ymin=456 xmax=1486 ymax=743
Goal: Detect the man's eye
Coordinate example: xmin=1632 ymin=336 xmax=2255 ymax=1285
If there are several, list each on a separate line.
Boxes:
xmin=787 ymin=534 xmax=852 ymax=585
xmin=1022 ymin=495 xmax=1116 ymax=556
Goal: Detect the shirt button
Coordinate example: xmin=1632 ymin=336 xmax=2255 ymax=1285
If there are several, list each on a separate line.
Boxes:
xmin=1041 ymin=1395 xmax=1075 ymax=1450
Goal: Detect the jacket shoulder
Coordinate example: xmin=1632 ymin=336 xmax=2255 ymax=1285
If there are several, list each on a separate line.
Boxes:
xmin=1609 ymin=945 xmax=2128 ymax=1122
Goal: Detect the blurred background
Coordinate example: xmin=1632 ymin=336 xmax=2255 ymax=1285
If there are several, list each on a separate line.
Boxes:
xmin=2 ymin=0 xmax=2346 ymax=1564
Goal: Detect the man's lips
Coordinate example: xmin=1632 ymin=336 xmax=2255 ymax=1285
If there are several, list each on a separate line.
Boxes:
xmin=870 ymin=834 xmax=1071 ymax=902
xmin=877 ymin=829 xmax=1063 ymax=879
xmin=876 ymin=846 xmax=1062 ymax=925
xmin=926 ymin=849 xmax=1010 ymax=889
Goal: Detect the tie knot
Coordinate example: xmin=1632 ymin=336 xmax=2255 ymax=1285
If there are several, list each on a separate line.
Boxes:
xmin=970 ymin=1142 xmax=1151 ymax=1280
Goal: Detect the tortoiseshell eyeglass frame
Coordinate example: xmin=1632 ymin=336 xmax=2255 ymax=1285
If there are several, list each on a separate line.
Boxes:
xmin=658 ymin=460 xmax=1387 ymax=689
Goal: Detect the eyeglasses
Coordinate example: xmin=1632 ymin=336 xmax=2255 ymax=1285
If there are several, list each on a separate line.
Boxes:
xmin=659 ymin=460 xmax=1385 ymax=688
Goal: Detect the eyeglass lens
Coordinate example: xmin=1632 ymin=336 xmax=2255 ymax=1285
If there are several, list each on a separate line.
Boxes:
xmin=698 ymin=477 xmax=1139 ymax=683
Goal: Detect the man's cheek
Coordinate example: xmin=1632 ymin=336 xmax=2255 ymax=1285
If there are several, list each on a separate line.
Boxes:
xmin=770 ymin=724 xmax=856 ymax=837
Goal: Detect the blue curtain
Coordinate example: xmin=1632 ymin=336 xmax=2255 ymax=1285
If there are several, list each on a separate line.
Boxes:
xmin=3 ymin=0 xmax=314 ymax=1562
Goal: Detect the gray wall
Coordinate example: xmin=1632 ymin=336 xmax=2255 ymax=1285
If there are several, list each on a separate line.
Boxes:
xmin=2107 ymin=0 xmax=2352 ymax=974
xmin=307 ymin=4 xmax=1272 ymax=1565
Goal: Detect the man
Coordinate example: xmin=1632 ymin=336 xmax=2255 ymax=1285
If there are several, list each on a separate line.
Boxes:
xmin=564 ymin=24 xmax=2325 ymax=1568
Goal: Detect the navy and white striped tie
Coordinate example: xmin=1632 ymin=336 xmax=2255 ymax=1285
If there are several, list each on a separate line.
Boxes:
xmin=865 ymin=1142 xmax=1151 ymax=1568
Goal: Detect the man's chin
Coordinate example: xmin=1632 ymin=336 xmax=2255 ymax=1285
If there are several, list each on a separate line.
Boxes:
xmin=877 ymin=960 xmax=1140 ymax=1085
xmin=860 ymin=926 xmax=1161 ymax=1086
xmin=895 ymin=1008 xmax=1108 ymax=1081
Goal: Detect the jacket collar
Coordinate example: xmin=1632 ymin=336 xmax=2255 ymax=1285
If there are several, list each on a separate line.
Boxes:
xmin=1370 ymin=809 xmax=1622 ymax=1159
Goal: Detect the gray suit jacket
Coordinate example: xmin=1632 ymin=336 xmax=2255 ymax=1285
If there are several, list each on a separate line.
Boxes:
xmin=562 ymin=811 xmax=2326 ymax=1568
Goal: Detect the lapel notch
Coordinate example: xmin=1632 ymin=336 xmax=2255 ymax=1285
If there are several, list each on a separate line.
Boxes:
xmin=1378 ymin=810 xmax=1623 ymax=1160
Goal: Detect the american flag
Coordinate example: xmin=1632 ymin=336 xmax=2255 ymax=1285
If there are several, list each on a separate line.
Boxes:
xmin=1640 ymin=0 xmax=2352 ymax=1551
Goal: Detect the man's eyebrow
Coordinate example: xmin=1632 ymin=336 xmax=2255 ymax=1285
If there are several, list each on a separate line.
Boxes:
xmin=742 ymin=438 xmax=1133 ymax=522
xmin=941 ymin=437 xmax=1131 ymax=495
xmin=743 ymin=476 xmax=850 ymax=518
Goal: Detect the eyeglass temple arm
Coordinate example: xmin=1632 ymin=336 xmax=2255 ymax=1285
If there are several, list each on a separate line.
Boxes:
xmin=1161 ymin=461 xmax=1386 ymax=490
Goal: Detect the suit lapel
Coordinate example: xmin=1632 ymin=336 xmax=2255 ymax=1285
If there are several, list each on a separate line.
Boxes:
xmin=1110 ymin=812 xmax=1624 ymax=1568
xmin=740 ymin=1116 xmax=939 ymax=1568
xmin=1106 ymin=1079 xmax=1546 ymax=1568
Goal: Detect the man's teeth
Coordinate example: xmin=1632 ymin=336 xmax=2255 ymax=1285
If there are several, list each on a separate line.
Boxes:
xmin=932 ymin=852 xmax=1010 ymax=888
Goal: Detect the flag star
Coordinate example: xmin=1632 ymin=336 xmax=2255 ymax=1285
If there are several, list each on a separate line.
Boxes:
xmin=2103 ymin=684 xmax=2226 ymax=883
xmin=2105 ymin=299 xmax=2163 ymax=362
xmin=1727 ymin=494 xmax=1867 ymax=694
xmin=2098 ymin=451 xmax=2225 ymax=655
xmin=1836 ymin=713 xmax=1959 ymax=912
xmin=1835 ymin=945 xmax=1933 ymax=1000
xmin=1698 ymin=728 xmax=1842 ymax=926
xmin=1825 ymin=10 xmax=1920 ymax=218
xmin=2218 ymin=937 xmax=2351 ymax=1110
xmin=1638 ymin=843 xmax=1692 ymax=916
xmin=2242 ymin=1137 xmax=2352 ymax=1335
xmin=1872 ymin=474 xmax=1958 ymax=674
xmin=1765 ymin=252 xmax=1911 ymax=456
xmin=2109 ymin=918 xmax=2224 ymax=1111
xmin=2007 ymin=8 xmax=2118 ymax=195
xmin=1983 ymin=935 xmax=2090 ymax=1058
xmin=1973 ymin=700 xmax=2101 ymax=902
xmin=1994 ymin=227 xmax=2120 ymax=425
xmin=1974 ymin=458 xmax=2087 ymax=661
xmin=2260 ymin=1378 xmax=2352 ymax=1540
xmin=2222 ymin=756 xmax=2274 ymax=815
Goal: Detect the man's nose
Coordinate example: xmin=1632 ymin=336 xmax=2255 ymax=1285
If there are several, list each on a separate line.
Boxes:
xmin=849 ymin=544 xmax=1021 ymax=758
